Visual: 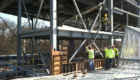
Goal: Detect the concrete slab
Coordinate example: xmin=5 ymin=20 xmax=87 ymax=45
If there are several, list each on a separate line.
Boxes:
xmin=13 ymin=64 xmax=140 ymax=80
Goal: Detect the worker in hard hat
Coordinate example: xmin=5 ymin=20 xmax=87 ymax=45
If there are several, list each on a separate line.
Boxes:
xmin=102 ymin=14 xmax=109 ymax=31
xmin=103 ymin=47 xmax=108 ymax=70
xmin=111 ymin=45 xmax=119 ymax=67
xmin=106 ymin=46 xmax=115 ymax=70
xmin=86 ymin=46 xmax=95 ymax=71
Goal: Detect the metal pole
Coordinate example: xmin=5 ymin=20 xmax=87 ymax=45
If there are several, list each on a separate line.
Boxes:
xmin=70 ymin=39 xmax=74 ymax=57
xmin=125 ymin=0 xmax=140 ymax=9
xmin=22 ymin=0 xmax=32 ymax=29
xmin=90 ymin=13 xmax=99 ymax=30
xmin=69 ymin=39 xmax=87 ymax=62
xmin=50 ymin=0 xmax=57 ymax=50
xmin=17 ymin=0 xmax=22 ymax=65
xmin=34 ymin=0 xmax=44 ymax=29
xmin=32 ymin=37 xmax=50 ymax=74
xmin=114 ymin=7 xmax=140 ymax=18
xmin=127 ymin=13 xmax=129 ymax=25
xmin=73 ymin=0 xmax=87 ymax=30
xmin=108 ymin=0 xmax=114 ymax=45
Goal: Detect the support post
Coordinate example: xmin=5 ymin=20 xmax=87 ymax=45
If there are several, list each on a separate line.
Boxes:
xmin=70 ymin=40 xmax=74 ymax=57
xmin=137 ymin=3 xmax=140 ymax=28
xmin=127 ymin=14 xmax=129 ymax=25
xmin=50 ymin=0 xmax=57 ymax=50
xmin=17 ymin=0 xmax=22 ymax=65
xmin=108 ymin=0 xmax=114 ymax=45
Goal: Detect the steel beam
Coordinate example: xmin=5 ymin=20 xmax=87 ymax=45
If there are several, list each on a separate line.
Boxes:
xmin=73 ymin=0 xmax=87 ymax=30
xmin=50 ymin=0 xmax=57 ymax=50
xmin=19 ymin=28 xmax=50 ymax=38
xmin=114 ymin=7 xmax=140 ymax=18
xmin=137 ymin=3 xmax=140 ymax=28
xmin=125 ymin=0 xmax=140 ymax=9
xmin=108 ymin=0 xmax=114 ymax=45
xmin=32 ymin=37 xmax=50 ymax=74
xmin=90 ymin=13 xmax=99 ymax=30
xmin=22 ymin=0 xmax=32 ymax=29
xmin=17 ymin=0 xmax=22 ymax=65
xmin=34 ymin=0 xmax=44 ymax=29
xmin=69 ymin=39 xmax=87 ymax=62
xmin=0 ymin=0 xmax=15 ymax=11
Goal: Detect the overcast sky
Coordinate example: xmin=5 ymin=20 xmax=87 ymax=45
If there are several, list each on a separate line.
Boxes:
xmin=0 ymin=12 xmax=50 ymax=27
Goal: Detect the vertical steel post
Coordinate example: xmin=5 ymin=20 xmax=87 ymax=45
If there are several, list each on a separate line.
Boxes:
xmin=108 ymin=0 xmax=114 ymax=45
xmin=31 ymin=17 xmax=33 ymax=56
xmin=17 ymin=0 xmax=22 ymax=65
xmin=137 ymin=3 xmax=140 ymax=28
xmin=50 ymin=0 xmax=57 ymax=50
xmin=70 ymin=39 xmax=74 ymax=57
xmin=127 ymin=14 xmax=129 ymax=25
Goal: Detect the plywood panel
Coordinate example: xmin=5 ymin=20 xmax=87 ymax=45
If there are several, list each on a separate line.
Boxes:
xmin=54 ymin=62 xmax=61 ymax=65
xmin=54 ymin=56 xmax=61 ymax=61
xmin=54 ymin=71 xmax=60 ymax=75
xmin=62 ymin=51 xmax=68 ymax=55
xmin=62 ymin=56 xmax=68 ymax=59
xmin=54 ymin=66 xmax=61 ymax=70
xmin=62 ymin=46 xmax=68 ymax=50
xmin=62 ymin=60 xmax=67 ymax=64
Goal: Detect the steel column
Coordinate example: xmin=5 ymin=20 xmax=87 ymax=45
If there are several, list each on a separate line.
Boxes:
xmin=108 ymin=0 xmax=114 ymax=45
xmin=17 ymin=0 xmax=22 ymax=65
xmin=137 ymin=3 xmax=140 ymax=28
xmin=70 ymin=40 xmax=74 ymax=57
xmin=50 ymin=0 xmax=57 ymax=50
xmin=127 ymin=14 xmax=129 ymax=25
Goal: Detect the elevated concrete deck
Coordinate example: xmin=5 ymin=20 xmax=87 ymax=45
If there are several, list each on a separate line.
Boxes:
xmin=14 ymin=64 xmax=140 ymax=80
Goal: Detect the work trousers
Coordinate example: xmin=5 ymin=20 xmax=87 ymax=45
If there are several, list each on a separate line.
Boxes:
xmin=89 ymin=59 xmax=95 ymax=70
xmin=115 ymin=56 xmax=118 ymax=67
xmin=103 ymin=58 xmax=107 ymax=69
xmin=106 ymin=58 xmax=112 ymax=69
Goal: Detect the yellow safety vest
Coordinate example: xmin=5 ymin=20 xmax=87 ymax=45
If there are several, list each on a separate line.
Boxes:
xmin=106 ymin=49 xmax=115 ymax=58
xmin=104 ymin=48 xmax=108 ymax=58
xmin=86 ymin=48 xmax=94 ymax=59
xmin=114 ymin=48 xmax=118 ymax=56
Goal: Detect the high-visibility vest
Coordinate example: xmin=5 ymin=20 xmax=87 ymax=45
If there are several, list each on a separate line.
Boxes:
xmin=104 ymin=48 xmax=108 ymax=58
xmin=114 ymin=48 xmax=119 ymax=56
xmin=86 ymin=48 xmax=94 ymax=59
xmin=106 ymin=49 xmax=114 ymax=58
xmin=102 ymin=17 xmax=108 ymax=25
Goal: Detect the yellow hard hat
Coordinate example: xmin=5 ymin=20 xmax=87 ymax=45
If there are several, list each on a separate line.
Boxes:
xmin=104 ymin=14 xmax=107 ymax=17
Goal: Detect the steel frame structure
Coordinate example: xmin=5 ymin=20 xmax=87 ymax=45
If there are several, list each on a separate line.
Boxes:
xmin=2 ymin=0 xmax=140 ymax=76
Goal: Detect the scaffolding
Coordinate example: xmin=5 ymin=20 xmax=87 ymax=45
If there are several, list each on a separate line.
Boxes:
xmin=1 ymin=0 xmax=140 ymax=79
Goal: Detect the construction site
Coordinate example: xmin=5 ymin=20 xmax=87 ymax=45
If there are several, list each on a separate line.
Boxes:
xmin=0 ymin=0 xmax=140 ymax=80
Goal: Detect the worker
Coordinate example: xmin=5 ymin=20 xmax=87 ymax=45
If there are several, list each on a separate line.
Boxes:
xmin=111 ymin=45 xmax=119 ymax=67
xmin=103 ymin=47 xmax=108 ymax=70
xmin=86 ymin=46 xmax=95 ymax=71
xmin=106 ymin=46 xmax=115 ymax=70
xmin=102 ymin=14 xmax=108 ymax=31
